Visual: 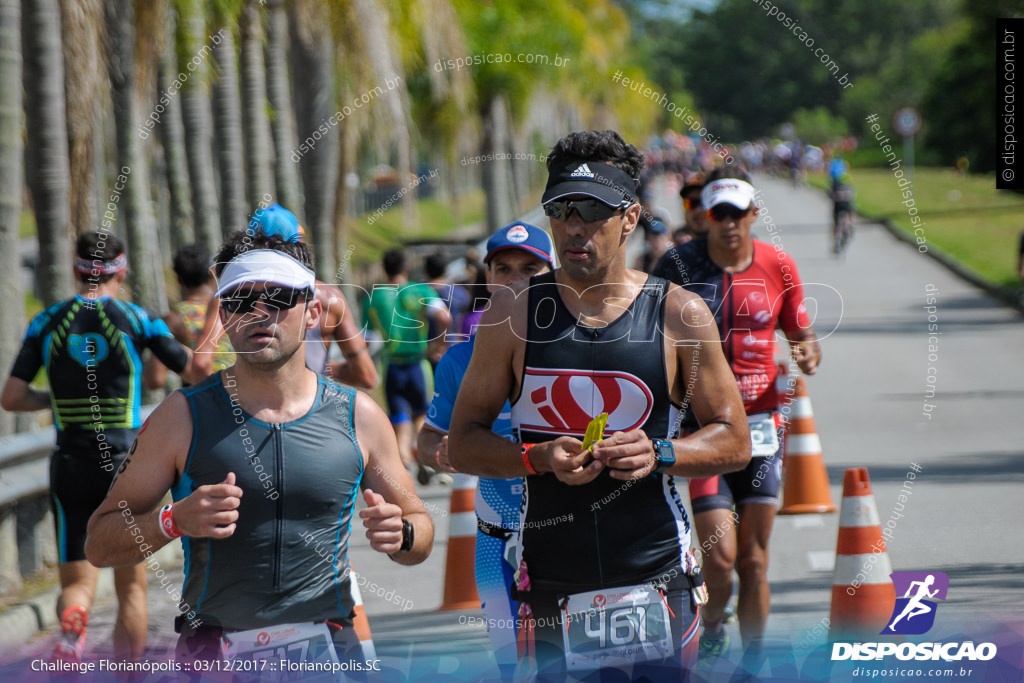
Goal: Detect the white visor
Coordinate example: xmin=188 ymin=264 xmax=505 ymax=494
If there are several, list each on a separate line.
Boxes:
xmin=214 ymin=249 xmax=316 ymax=297
xmin=701 ymin=178 xmax=756 ymax=210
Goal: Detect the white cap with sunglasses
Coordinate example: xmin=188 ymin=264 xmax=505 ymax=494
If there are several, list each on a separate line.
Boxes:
xmin=701 ymin=178 xmax=757 ymax=211
xmin=215 ymin=249 xmax=316 ymax=298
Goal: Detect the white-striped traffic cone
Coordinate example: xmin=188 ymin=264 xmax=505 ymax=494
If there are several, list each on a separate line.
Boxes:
xmin=348 ymin=570 xmax=377 ymax=659
xmin=778 ymin=374 xmax=836 ymax=514
xmin=829 ymin=468 xmax=896 ymax=638
xmin=439 ymin=473 xmax=481 ymax=610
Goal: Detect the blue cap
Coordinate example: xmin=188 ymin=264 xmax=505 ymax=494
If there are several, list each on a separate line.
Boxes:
xmin=248 ymin=204 xmax=304 ymax=243
xmin=485 ymin=223 xmax=555 ymax=267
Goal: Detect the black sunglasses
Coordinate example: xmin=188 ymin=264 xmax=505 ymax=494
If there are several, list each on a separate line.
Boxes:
xmin=683 ymin=197 xmax=702 ymax=210
xmin=221 ymin=286 xmax=307 ymax=314
xmin=708 ymin=204 xmax=752 ymax=222
xmin=543 ymin=199 xmax=625 ymax=223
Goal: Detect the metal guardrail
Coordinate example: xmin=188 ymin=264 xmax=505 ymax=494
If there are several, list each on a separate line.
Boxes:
xmin=0 ymin=406 xmax=157 ymax=596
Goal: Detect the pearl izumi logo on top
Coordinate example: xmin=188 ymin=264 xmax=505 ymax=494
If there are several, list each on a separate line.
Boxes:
xmin=883 ymin=571 xmax=948 ymax=635
xmin=570 ymin=163 xmax=595 ymax=178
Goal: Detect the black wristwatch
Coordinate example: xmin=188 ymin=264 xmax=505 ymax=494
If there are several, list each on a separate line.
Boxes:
xmin=651 ymin=439 xmax=676 ymax=476
xmin=399 ymin=519 xmax=414 ymax=553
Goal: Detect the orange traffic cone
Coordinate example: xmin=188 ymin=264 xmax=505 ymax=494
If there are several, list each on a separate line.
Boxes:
xmin=348 ymin=569 xmax=377 ymax=659
xmin=829 ymin=468 xmax=896 ymax=638
xmin=439 ymin=473 xmax=481 ymax=610
xmin=778 ymin=374 xmax=836 ymax=514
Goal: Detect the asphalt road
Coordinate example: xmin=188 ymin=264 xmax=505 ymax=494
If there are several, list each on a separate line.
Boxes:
xmin=2 ymin=175 xmax=1022 ymax=682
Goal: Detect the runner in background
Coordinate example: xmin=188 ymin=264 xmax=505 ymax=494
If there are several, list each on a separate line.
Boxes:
xmin=653 ymin=168 xmax=822 ymax=660
xmin=363 ymin=249 xmax=451 ymax=476
xmin=2 ymin=232 xmax=192 ymax=662
xmin=418 ymin=223 xmax=554 ymax=679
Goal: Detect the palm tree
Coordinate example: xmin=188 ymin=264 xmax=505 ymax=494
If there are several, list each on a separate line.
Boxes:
xmin=22 ymin=0 xmax=73 ymax=305
xmin=157 ymin=1 xmax=195 ymax=252
xmin=0 ymin=0 xmax=24 ymax=436
xmin=290 ymin=0 xmax=337 ymax=279
xmin=106 ymin=0 xmax=166 ymax=311
xmin=176 ymin=0 xmax=221 ymax=253
xmin=264 ymin=0 xmax=300 ymax=213
xmin=210 ymin=3 xmax=247 ymax=236
xmin=240 ymin=0 xmax=273 ymax=209
xmin=60 ymin=0 xmax=104 ymax=235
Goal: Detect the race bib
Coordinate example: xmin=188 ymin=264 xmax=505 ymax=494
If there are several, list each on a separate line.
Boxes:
xmin=562 ymin=584 xmax=674 ymax=672
xmin=223 ymin=622 xmax=339 ymax=671
xmin=748 ymin=412 xmax=780 ymax=457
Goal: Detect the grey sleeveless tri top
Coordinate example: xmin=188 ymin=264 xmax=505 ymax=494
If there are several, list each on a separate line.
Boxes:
xmin=173 ymin=372 xmax=363 ymax=630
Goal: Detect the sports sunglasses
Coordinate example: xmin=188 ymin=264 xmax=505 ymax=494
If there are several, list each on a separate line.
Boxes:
xmin=543 ymin=198 xmax=626 ymax=223
xmin=221 ymin=286 xmax=307 ymax=314
xmin=708 ymin=204 xmax=752 ymax=222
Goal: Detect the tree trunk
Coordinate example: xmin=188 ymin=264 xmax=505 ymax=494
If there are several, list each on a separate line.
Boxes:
xmin=290 ymin=5 xmax=336 ymax=279
xmin=60 ymin=0 xmax=103 ymax=236
xmin=158 ymin=6 xmax=194 ymax=253
xmin=265 ymin=0 xmax=300 ymax=212
xmin=22 ymin=0 xmax=73 ymax=305
xmin=0 ymin=0 xmax=24 ymax=436
xmin=350 ymin=0 xmax=416 ymax=232
xmin=480 ymin=94 xmax=514 ymax=233
xmin=212 ymin=30 xmax=246 ymax=236
xmin=239 ymin=0 xmax=273 ymax=211
xmin=106 ymin=0 xmax=165 ymax=312
xmin=178 ymin=0 xmax=221 ymax=253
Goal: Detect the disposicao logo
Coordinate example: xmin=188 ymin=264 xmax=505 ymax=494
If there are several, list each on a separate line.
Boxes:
xmin=883 ymin=571 xmax=948 ymax=635
xmin=832 ymin=571 xmax=997 ymax=662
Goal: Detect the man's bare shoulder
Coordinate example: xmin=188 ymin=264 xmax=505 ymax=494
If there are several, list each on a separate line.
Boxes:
xmin=660 ymin=282 xmax=716 ymax=341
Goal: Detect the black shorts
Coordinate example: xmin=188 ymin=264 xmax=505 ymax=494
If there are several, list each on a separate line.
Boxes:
xmin=50 ymin=449 xmax=127 ymax=563
xmin=689 ymin=423 xmax=784 ymax=514
xmin=517 ymin=571 xmax=701 ymax=681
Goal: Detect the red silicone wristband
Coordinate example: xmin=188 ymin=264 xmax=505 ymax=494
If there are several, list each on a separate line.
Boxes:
xmin=521 ymin=443 xmax=538 ymax=475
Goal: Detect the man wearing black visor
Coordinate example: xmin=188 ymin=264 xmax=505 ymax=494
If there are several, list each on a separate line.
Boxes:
xmin=450 ymin=130 xmax=750 ymax=680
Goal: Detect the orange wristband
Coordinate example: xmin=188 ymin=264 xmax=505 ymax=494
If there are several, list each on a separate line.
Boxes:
xmin=521 ymin=443 xmax=538 ymax=475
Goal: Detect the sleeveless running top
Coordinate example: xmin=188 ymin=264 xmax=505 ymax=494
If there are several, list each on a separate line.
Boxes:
xmin=174 ymin=372 xmax=363 ymax=631
xmin=510 ymin=272 xmax=692 ymax=593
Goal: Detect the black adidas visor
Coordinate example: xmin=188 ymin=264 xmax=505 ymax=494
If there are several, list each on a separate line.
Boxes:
xmin=542 ymin=159 xmax=639 ymax=208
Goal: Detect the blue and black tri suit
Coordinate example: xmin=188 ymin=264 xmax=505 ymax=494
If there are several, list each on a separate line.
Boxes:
xmin=9 ymin=295 xmax=188 ymax=562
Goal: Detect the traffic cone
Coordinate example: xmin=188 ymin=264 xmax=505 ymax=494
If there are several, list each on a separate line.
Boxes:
xmin=349 ymin=568 xmax=377 ymax=659
xmin=778 ymin=374 xmax=836 ymax=514
xmin=439 ymin=473 xmax=481 ymax=610
xmin=829 ymin=468 xmax=896 ymax=638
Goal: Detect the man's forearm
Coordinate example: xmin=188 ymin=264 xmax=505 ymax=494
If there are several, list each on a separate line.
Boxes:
xmin=449 ymin=424 xmax=528 ymax=478
xmin=85 ymin=508 xmax=173 ymax=568
xmin=389 ymin=511 xmax=434 ymax=566
xmin=664 ymin=421 xmax=750 ymax=478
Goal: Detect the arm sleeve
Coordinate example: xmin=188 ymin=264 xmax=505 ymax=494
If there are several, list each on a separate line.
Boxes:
xmin=9 ymin=312 xmax=48 ymax=382
xmin=777 ymin=253 xmax=812 ymax=338
xmin=140 ymin=308 xmax=190 ymax=373
xmin=423 ymin=345 xmax=464 ymax=433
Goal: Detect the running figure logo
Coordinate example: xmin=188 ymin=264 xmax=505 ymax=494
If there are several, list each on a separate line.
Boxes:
xmin=882 ymin=571 xmax=949 ymax=635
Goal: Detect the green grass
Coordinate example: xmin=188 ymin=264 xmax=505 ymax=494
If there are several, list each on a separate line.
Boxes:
xmin=19 ymin=208 xmax=36 ymax=239
xmin=347 ymin=190 xmax=487 ymax=268
xmin=810 ymin=168 xmax=1024 ymax=289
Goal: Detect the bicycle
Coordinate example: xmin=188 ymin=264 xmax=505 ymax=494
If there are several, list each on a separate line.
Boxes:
xmin=832 ymin=207 xmax=854 ymax=257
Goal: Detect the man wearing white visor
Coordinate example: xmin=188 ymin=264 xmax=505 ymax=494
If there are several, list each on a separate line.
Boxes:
xmin=87 ymin=231 xmax=433 ymax=667
xmin=654 ymin=168 xmax=822 ymax=660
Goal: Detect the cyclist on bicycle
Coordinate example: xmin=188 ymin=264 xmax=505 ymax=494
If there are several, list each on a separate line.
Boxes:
xmin=830 ymin=174 xmax=855 ymax=255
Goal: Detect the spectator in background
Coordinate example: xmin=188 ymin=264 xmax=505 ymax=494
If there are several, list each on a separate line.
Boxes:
xmin=424 ymin=252 xmax=470 ymax=365
xmin=459 ymin=259 xmax=490 ymax=338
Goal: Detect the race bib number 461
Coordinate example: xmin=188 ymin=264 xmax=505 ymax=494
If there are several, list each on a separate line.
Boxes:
xmin=562 ymin=585 xmax=673 ymax=672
